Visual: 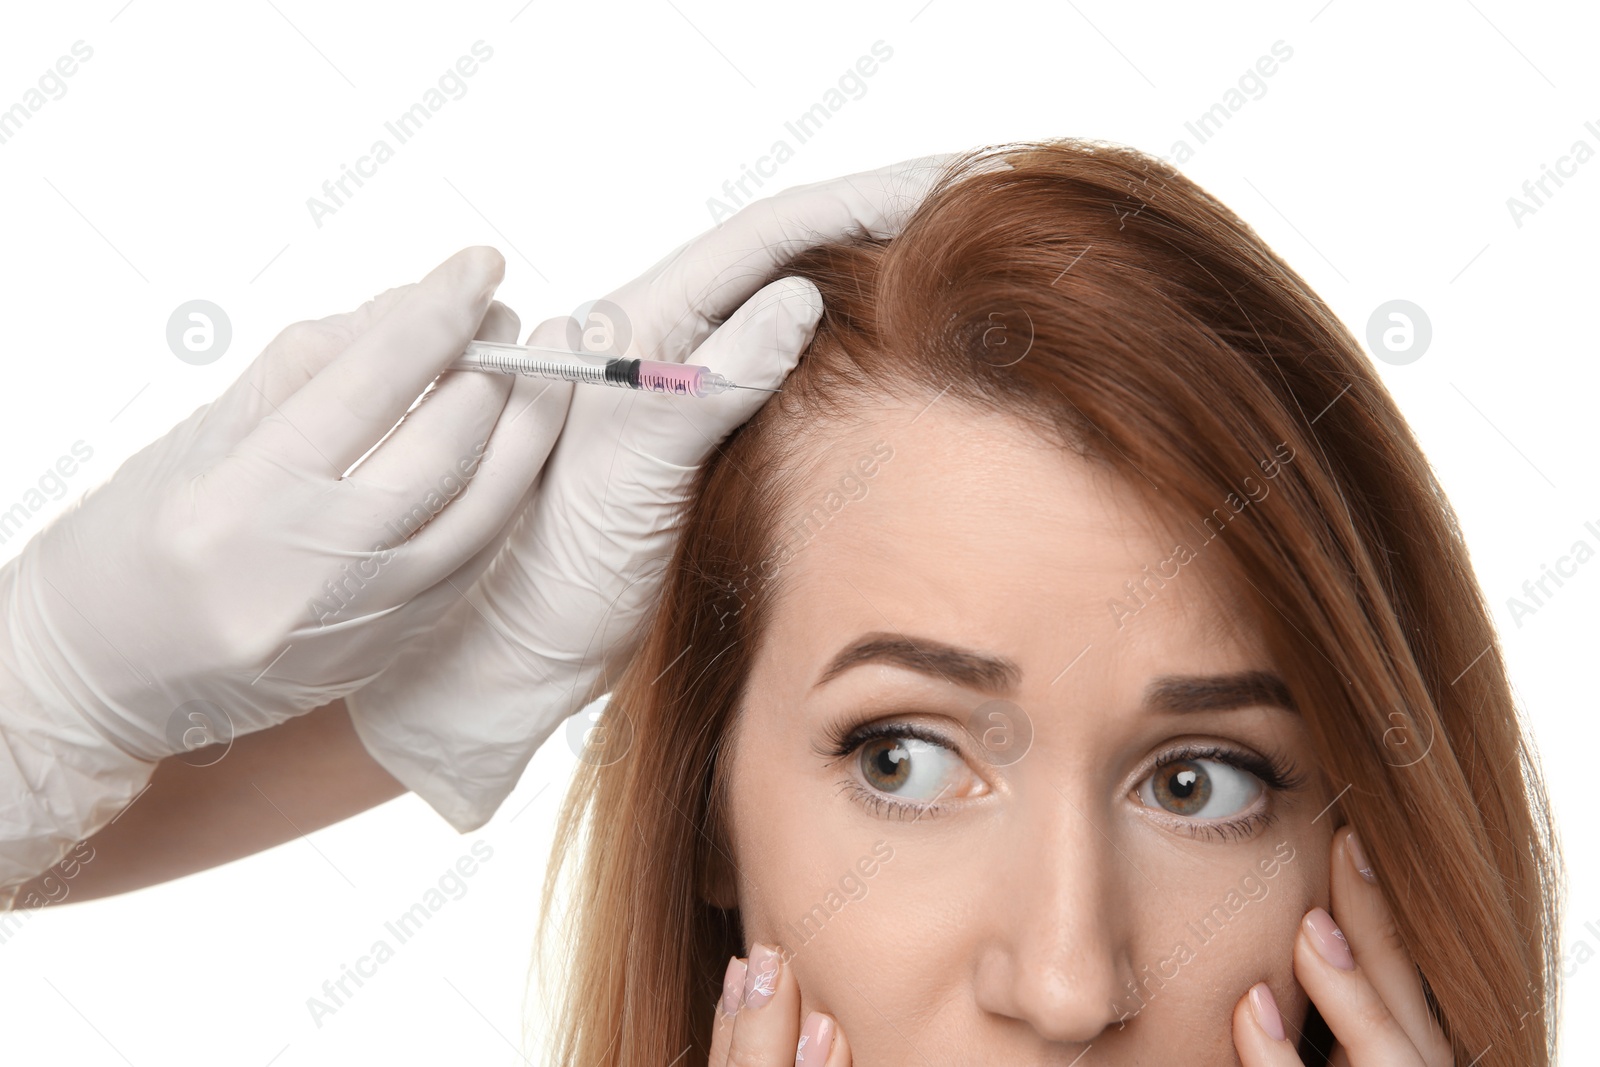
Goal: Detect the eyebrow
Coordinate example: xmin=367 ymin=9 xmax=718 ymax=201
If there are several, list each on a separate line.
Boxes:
xmin=813 ymin=632 xmax=1023 ymax=694
xmin=811 ymin=632 xmax=1298 ymax=715
xmin=1143 ymin=669 xmax=1298 ymax=715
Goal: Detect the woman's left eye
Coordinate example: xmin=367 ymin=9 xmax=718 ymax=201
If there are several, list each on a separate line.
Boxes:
xmin=1136 ymin=756 xmax=1263 ymax=821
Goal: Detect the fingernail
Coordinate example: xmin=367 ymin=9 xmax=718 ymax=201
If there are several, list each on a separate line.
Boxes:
xmin=720 ymin=956 xmax=747 ymax=1015
xmin=797 ymin=1011 xmax=834 ymax=1065
xmin=744 ymin=942 xmax=779 ymax=1009
xmin=1249 ymin=982 xmax=1284 ymax=1042
xmin=1305 ymin=907 xmax=1355 ymax=971
xmin=1346 ymin=829 xmax=1376 ymax=884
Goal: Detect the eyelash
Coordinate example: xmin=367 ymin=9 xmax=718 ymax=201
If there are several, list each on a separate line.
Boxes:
xmin=1138 ymin=740 xmax=1308 ymax=843
xmin=821 ymin=720 xmax=1310 ymax=841
xmin=822 ymin=719 xmax=966 ymax=822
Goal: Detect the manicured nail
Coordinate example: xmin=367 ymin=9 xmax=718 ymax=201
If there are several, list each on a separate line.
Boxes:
xmin=796 ymin=1011 xmax=834 ymax=1065
xmin=1305 ymin=907 xmax=1355 ymax=971
xmin=720 ymin=956 xmax=747 ymax=1015
xmin=744 ymin=942 xmax=779 ymax=1009
xmin=1346 ymin=829 xmax=1376 ymax=884
xmin=1249 ymin=981 xmax=1284 ymax=1042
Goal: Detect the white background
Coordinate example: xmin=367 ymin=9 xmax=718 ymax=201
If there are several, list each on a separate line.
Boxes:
xmin=0 ymin=1 xmax=1595 ymax=1063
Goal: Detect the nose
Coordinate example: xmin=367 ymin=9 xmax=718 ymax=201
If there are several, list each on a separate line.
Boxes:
xmin=972 ymin=783 xmax=1134 ymax=1045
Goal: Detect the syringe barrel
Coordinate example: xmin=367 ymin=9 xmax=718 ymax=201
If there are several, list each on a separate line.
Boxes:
xmin=452 ymin=340 xmax=715 ymax=396
xmin=453 ymin=340 xmax=615 ymax=385
xmin=633 ymin=359 xmax=711 ymax=397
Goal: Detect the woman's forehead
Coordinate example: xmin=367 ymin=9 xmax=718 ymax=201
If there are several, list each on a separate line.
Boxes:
xmin=757 ymin=398 xmax=1269 ymax=682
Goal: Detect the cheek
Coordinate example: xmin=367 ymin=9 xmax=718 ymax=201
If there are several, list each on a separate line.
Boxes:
xmin=772 ymin=849 xmax=971 ymax=1052
xmin=1180 ymin=852 xmax=1327 ymax=1041
xmin=1272 ymin=842 xmax=1333 ymax=1032
xmin=1118 ymin=838 xmax=1327 ymax=1041
xmin=727 ymin=769 xmax=954 ymax=1032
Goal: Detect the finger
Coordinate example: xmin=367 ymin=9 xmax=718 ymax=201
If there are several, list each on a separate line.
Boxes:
xmin=821 ymin=1014 xmax=851 ymax=1066
xmin=391 ymin=317 xmax=574 ymax=592
xmin=428 ymin=471 xmax=537 ymax=603
xmin=694 ymin=275 xmax=822 ymax=390
xmin=796 ymin=1011 xmax=842 ymax=1067
xmin=725 ymin=941 xmax=801 ymax=1067
xmin=363 ymin=313 xmax=576 ymax=604
xmin=248 ymin=283 xmax=423 ymax=404
xmin=344 ymin=299 xmax=517 ymax=491
xmin=1293 ymin=905 xmax=1427 ymax=1066
xmin=1231 ymin=982 xmax=1303 ymax=1065
xmin=708 ymin=955 xmax=747 ymax=1067
xmin=249 ymin=245 xmax=506 ymax=477
xmin=1331 ymin=827 xmax=1453 ymax=1065
xmin=200 ymin=282 xmax=425 ymax=458
xmin=628 ymin=276 xmax=822 ymax=468
xmin=614 ymin=154 xmax=954 ymax=363
xmin=328 ymin=472 xmax=542 ymax=679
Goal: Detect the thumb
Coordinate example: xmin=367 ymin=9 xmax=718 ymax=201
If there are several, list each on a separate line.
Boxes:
xmin=635 ymin=275 xmax=822 ymax=467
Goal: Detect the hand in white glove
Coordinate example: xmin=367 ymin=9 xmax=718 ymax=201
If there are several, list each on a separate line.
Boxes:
xmin=0 ymin=246 xmax=574 ymax=887
xmin=347 ymin=155 xmax=956 ymax=831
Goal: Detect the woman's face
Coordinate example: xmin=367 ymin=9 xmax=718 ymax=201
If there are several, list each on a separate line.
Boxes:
xmin=718 ymin=395 xmax=1336 ymax=1064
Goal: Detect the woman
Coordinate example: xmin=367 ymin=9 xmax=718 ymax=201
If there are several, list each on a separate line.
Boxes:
xmin=535 ymin=139 xmax=1563 ymax=1065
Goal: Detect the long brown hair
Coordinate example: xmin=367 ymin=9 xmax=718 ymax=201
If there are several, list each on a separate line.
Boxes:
xmin=532 ymin=138 xmax=1563 ymax=1066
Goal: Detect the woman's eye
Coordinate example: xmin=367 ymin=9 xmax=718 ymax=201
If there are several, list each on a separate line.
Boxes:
xmin=856 ymin=734 xmax=971 ymax=804
xmin=1137 ymin=757 xmax=1262 ymax=820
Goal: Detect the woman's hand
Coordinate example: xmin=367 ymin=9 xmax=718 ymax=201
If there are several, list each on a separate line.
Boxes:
xmin=711 ymin=942 xmax=852 ymax=1066
xmin=1233 ymin=826 xmax=1454 ymax=1065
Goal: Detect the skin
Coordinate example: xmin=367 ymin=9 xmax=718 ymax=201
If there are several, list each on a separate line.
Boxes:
xmin=703 ymin=394 xmax=1452 ymax=1065
xmin=8 ymin=700 xmax=402 ymax=907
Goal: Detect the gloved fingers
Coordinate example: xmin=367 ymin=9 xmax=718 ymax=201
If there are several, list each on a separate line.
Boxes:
xmin=758 ymin=150 xmax=958 ymax=238
xmin=603 ymin=275 xmax=823 ymax=469
xmin=195 ymin=281 xmax=425 ymax=460
xmin=294 ymin=475 xmax=543 ymax=690
xmin=251 ymin=284 xmax=423 ymax=405
xmin=425 ymin=472 xmax=540 ymax=613
xmin=340 ymin=299 xmax=516 ymax=503
xmin=613 ymin=153 xmax=954 ymax=364
xmin=240 ymin=246 xmax=506 ymax=479
xmin=377 ymin=315 xmax=574 ymax=597
xmin=760 ymin=150 xmax=962 ymax=212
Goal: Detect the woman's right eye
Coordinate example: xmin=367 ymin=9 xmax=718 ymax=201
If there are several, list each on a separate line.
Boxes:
xmin=851 ymin=728 xmax=982 ymax=806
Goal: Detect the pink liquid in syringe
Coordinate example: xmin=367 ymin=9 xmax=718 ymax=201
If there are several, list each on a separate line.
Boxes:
xmin=635 ymin=360 xmax=707 ymax=396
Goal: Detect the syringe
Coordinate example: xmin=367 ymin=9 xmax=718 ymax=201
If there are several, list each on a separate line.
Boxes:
xmin=449 ymin=339 xmax=781 ymax=398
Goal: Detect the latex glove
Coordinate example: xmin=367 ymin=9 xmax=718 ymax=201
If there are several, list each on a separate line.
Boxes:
xmin=0 ymin=246 xmax=574 ymax=888
xmin=347 ymin=155 xmax=955 ymax=831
